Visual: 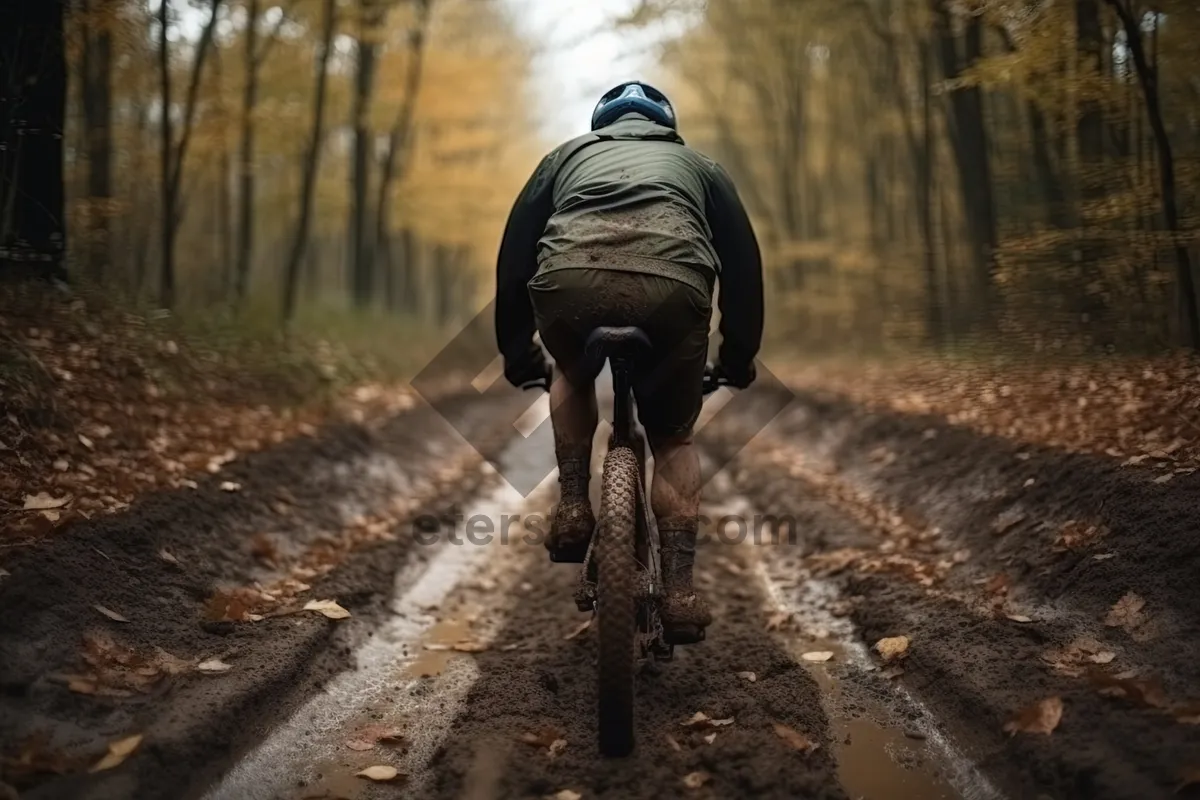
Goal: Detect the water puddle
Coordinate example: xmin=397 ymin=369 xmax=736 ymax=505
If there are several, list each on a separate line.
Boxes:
xmin=799 ymin=641 xmax=958 ymax=800
xmin=407 ymin=617 xmax=473 ymax=678
xmin=745 ymin=520 xmax=1003 ymax=800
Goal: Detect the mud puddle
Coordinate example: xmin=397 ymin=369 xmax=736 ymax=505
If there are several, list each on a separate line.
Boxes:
xmin=741 ymin=500 xmax=1001 ymax=800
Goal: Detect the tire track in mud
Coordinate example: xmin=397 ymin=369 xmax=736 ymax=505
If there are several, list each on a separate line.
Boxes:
xmin=414 ymin=511 xmax=847 ymax=800
xmin=202 ymin=390 xmax=1002 ymax=800
xmin=704 ymin=390 xmax=1200 ymax=800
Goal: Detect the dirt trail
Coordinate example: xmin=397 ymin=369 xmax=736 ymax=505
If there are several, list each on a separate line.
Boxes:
xmin=4 ymin=382 xmax=1200 ymax=800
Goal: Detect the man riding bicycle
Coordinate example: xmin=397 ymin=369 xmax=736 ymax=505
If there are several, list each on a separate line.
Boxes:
xmin=494 ymin=81 xmax=764 ymax=643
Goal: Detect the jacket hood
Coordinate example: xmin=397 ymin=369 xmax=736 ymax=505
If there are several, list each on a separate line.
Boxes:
xmin=595 ymin=113 xmax=685 ymax=145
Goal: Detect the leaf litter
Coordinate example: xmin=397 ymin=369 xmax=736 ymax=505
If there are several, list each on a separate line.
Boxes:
xmin=345 ymin=725 xmax=406 ymax=752
xmin=772 ymin=722 xmax=820 ymax=755
xmin=1003 ymin=697 xmax=1063 ymax=735
xmin=93 ymin=604 xmax=129 ymax=623
xmin=89 ymin=734 xmax=143 ymax=772
xmin=681 ymin=712 xmax=735 ymax=729
xmin=356 ymin=765 xmax=402 ymax=782
xmin=874 ymin=635 xmax=910 ymax=662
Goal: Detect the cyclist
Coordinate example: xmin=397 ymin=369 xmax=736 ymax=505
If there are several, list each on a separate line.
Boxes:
xmin=495 ymin=81 xmax=763 ymax=643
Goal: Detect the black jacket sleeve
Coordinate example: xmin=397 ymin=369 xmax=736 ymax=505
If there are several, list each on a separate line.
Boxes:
xmin=495 ymin=153 xmax=557 ymax=367
xmin=706 ymin=163 xmax=764 ymax=371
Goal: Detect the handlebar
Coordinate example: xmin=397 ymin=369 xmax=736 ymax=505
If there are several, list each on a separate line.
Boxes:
xmin=522 ymin=365 xmax=733 ymax=395
xmin=703 ymin=365 xmax=732 ymax=396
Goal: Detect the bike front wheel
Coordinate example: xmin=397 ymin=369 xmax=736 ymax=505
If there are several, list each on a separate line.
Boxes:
xmin=595 ymin=445 xmax=640 ymax=757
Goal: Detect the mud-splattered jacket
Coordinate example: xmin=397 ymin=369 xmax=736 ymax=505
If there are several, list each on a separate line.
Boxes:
xmin=495 ymin=114 xmax=764 ymax=373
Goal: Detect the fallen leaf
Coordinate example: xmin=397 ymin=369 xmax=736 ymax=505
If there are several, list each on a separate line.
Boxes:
xmin=737 ymin=671 xmax=757 ymax=683
xmin=802 ymin=651 xmax=834 ymax=662
xmin=1105 ymin=591 xmax=1146 ymax=630
xmin=40 ymin=509 xmax=61 ymax=522
xmin=991 ymin=509 xmax=1026 ymax=534
xmin=665 ymin=734 xmax=682 ymax=752
xmin=1173 ymin=703 xmax=1200 ymax=725
xmin=23 ymin=492 xmax=69 ymax=510
xmin=1006 ymin=614 xmax=1034 ymax=623
xmin=452 ymin=641 xmax=488 ymax=653
xmin=765 ymin=611 xmax=792 ymax=631
xmin=703 ymin=732 xmax=717 ymax=744
xmin=553 ymin=791 xmax=582 ymax=800
xmin=517 ymin=728 xmax=564 ymax=751
xmin=874 ymin=636 xmax=910 ymax=662
xmin=346 ymin=725 xmax=406 ymax=751
xmin=423 ymin=643 xmax=452 ymax=651
xmin=197 ymin=659 xmax=232 ymax=674
xmin=94 ymin=604 xmax=129 ymax=623
xmin=158 ymin=549 xmax=180 ymax=565
xmin=1093 ymin=553 xmax=1116 ymax=560
xmin=985 ymin=573 xmax=1011 ymax=596
xmin=89 ymin=734 xmax=142 ymax=772
xmin=356 ymin=765 xmax=401 ymax=782
xmin=772 ymin=722 xmax=820 ymax=755
xmin=1088 ymin=669 xmax=1169 ymax=709
xmin=1089 ymin=651 xmax=1116 ymax=665
xmin=219 ymin=481 xmax=242 ymax=493
xmin=78 ymin=434 xmax=94 ymax=450
xmin=1003 ymin=697 xmax=1063 ymax=735
xmin=548 ymin=739 xmax=568 ymax=758
xmin=681 ymin=712 xmax=734 ymax=728
xmin=564 ymin=617 xmax=592 ymax=640
xmin=682 ymin=771 xmax=711 ymax=789
xmin=1154 ymin=473 xmax=1175 ymax=484
xmin=303 ymin=599 xmax=350 ymax=620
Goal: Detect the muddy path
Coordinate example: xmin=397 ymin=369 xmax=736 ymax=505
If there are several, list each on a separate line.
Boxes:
xmin=0 ymin=388 xmax=526 ymax=800
xmin=706 ymin=388 xmax=1200 ymax=800
xmin=4 ymin=382 xmax=1199 ymax=800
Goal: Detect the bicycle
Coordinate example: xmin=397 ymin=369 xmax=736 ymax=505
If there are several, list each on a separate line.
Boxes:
xmin=526 ymin=327 xmax=729 ymax=757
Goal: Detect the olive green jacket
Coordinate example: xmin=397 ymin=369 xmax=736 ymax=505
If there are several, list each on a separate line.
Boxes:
xmin=496 ymin=114 xmax=763 ymax=373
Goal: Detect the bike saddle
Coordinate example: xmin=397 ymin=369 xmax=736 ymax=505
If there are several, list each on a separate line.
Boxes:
xmin=584 ymin=326 xmax=652 ymax=361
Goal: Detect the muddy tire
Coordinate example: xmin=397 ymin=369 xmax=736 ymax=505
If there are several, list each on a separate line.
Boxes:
xmin=595 ymin=445 xmax=640 ymax=757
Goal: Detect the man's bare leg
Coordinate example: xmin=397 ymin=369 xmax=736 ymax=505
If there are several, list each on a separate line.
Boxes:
xmin=650 ymin=432 xmax=711 ymax=642
xmin=545 ymin=369 xmax=598 ymax=562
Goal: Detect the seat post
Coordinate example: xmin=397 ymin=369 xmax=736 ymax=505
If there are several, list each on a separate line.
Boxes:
xmin=611 ymin=356 xmax=634 ymax=446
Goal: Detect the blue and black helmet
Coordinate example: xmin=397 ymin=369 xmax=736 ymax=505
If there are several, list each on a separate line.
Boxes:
xmin=591 ymin=80 xmax=677 ymax=131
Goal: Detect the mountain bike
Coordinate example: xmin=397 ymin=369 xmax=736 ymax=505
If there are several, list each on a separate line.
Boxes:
xmin=530 ymin=327 xmax=728 ymax=757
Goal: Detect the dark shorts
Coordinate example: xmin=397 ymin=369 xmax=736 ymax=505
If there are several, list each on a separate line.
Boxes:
xmin=528 ymin=267 xmax=712 ymax=438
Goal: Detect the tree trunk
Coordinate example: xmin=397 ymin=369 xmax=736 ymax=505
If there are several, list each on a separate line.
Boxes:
xmin=1105 ymin=0 xmax=1200 ymax=348
xmin=934 ymin=2 xmax=998 ymax=324
xmin=81 ymin=0 xmax=113 ymax=283
xmin=159 ymin=0 xmax=221 ymax=309
xmin=282 ymin=0 xmax=337 ymax=324
xmin=158 ymin=0 xmax=175 ymax=307
xmin=0 ymin=0 xmax=67 ymax=281
xmin=234 ymin=0 xmax=260 ymax=307
xmin=375 ymin=0 xmax=433 ymax=315
xmin=348 ymin=0 xmax=383 ymax=308
xmin=919 ymin=38 xmax=942 ymax=346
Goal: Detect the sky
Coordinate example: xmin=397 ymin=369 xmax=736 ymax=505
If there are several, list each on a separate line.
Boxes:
xmin=502 ymin=0 xmax=669 ymax=144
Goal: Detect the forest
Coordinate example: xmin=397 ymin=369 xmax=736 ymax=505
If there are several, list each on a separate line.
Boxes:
xmin=628 ymin=0 xmax=1200 ymax=355
xmin=2 ymin=0 xmax=1199 ymax=357
xmin=2 ymin=0 xmax=539 ymax=338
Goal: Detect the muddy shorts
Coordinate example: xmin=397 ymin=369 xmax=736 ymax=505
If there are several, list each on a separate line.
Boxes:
xmin=528 ymin=267 xmax=712 ymax=438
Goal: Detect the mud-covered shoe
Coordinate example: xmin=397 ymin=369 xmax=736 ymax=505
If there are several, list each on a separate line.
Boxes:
xmin=546 ymin=457 xmax=594 ymax=563
xmin=659 ymin=520 xmax=712 ymax=644
xmin=547 ymin=497 xmax=595 ymax=563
